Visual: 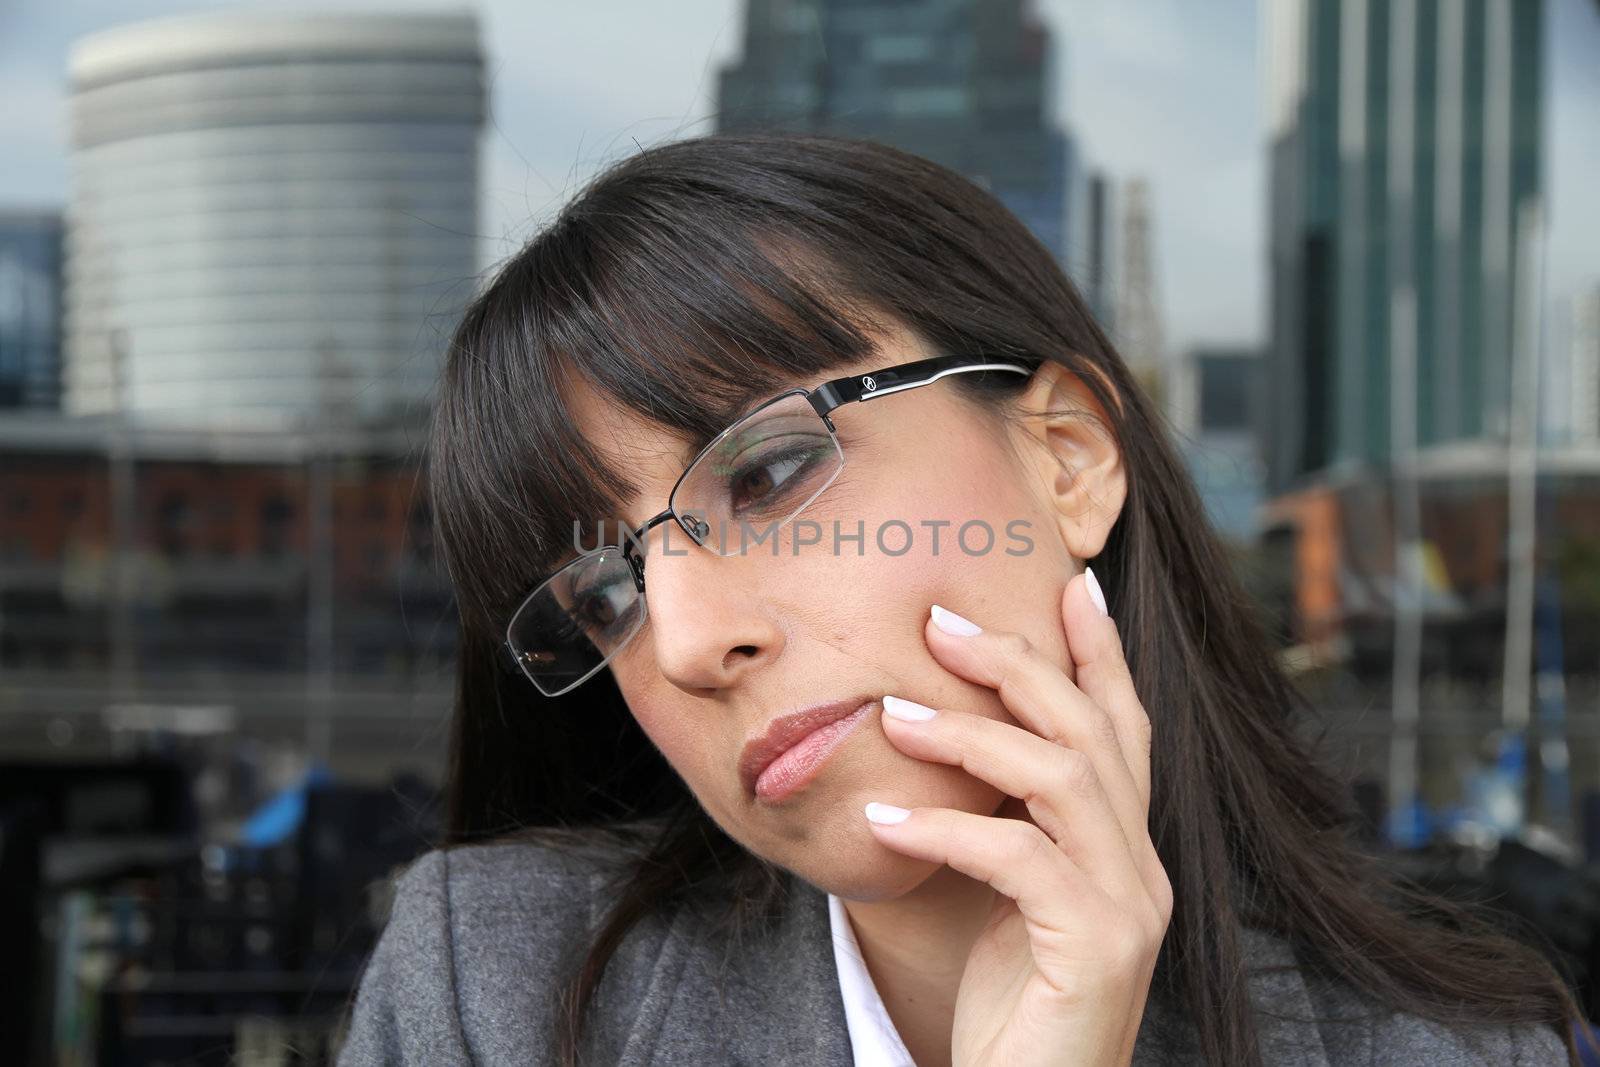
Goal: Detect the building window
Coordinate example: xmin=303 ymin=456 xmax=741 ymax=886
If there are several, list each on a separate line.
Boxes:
xmin=157 ymin=492 xmax=194 ymax=558
xmin=868 ymin=33 xmax=933 ymax=64
xmin=261 ymin=494 xmax=294 ymax=557
xmin=888 ymin=86 xmax=967 ymax=118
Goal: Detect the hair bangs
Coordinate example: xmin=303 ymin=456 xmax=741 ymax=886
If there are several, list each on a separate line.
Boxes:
xmin=433 ymin=200 xmax=898 ymax=635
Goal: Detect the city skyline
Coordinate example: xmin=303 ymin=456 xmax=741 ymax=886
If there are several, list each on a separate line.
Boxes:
xmin=1 ymin=0 xmax=1595 ymax=362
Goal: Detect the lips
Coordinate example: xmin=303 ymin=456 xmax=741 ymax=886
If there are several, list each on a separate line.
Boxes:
xmin=739 ymin=695 xmax=878 ymax=798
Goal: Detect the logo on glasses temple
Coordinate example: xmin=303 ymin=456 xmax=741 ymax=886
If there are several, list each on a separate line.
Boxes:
xmin=862 ymin=375 xmax=877 ymax=392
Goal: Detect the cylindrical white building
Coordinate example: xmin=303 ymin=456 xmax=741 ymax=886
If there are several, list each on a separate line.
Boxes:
xmin=63 ymin=11 xmax=485 ymax=429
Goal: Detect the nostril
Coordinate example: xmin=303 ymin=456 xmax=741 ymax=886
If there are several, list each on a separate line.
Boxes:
xmin=722 ymin=645 xmax=760 ymax=670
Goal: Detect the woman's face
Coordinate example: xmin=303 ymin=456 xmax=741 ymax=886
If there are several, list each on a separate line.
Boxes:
xmin=563 ymin=321 xmax=1127 ymax=900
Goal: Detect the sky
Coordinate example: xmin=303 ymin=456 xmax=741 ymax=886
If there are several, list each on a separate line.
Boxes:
xmin=1 ymin=0 xmax=1595 ymax=361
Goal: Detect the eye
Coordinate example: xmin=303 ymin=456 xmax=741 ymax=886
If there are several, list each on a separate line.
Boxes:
xmin=727 ymin=440 xmax=832 ymax=514
xmin=567 ymin=574 xmax=632 ymax=634
xmin=731 ymin=450 xmax=807 ymax=506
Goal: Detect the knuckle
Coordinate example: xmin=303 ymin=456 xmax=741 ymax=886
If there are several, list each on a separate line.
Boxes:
xmin=992 ymin=632 xmax=1039 ymax=704
xmin=995 ymin=629 xmax=1035 ymax=663
xmin=1099 ymin=917 xmax=1148 ymax=974
xmin=1054 ymin=746 xmax=1098 ymax=796
xmin=1012 ymin=822 xmax=1054 ymax=868
xmin=1144 ymin=859 xmax=1175 ymax=926
xmin=1134 ymin=711 xmax=1154 ymax=757
xmin=1089 ymin=705 xmax=1120 ymax=752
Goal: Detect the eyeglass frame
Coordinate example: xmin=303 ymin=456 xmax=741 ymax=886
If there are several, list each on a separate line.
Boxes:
xmin=498 ymin=351 xmax=1040 ymax=694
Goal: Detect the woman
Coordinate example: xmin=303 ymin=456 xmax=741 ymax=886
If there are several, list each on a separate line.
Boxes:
xmin=337 ymin=133 xmax=1586 ymax=1066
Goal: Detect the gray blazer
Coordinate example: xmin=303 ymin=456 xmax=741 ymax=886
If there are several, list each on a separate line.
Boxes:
xmin=334 ymin=837 xmax=1571 ymax=1065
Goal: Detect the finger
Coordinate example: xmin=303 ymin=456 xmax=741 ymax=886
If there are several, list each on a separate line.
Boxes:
xmin=861 ymin=802 xmax=1112 ymax=938
xmin=923 ymin=604 xmax=1147 ymax=860
xmin=1060 ymin=574 xmax=1171 ymax=918
xmin=879 ymin=699 xmax=1149 ymax=907
xmin=1063 ymin=569 xmax=1152 ymax=817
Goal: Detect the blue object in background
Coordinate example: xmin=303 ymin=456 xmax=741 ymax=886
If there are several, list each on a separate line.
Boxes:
xmin=1574 ymin=1018 xmax=1600 ymax=1067
xmin=1467 ymin=731 xmax=1528 ymax=840
xmin=239 ymin=763 xmax=334 ymax=848
xmin=1534 ymin=565 xmax=1571 ymax=836
xmin=1386 ymin=794 xmax=1432 ymax=849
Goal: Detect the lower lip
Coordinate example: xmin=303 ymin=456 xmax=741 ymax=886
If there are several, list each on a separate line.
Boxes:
xmin=754 ymin=701 xmax=875 ymax=803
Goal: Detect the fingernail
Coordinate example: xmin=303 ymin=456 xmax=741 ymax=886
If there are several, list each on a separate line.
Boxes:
xmin=864 ymin=802 xmax=911 ymax=825
xmin=882 ymin=695 xmax=938 ymax=721
xmin=1085 ymin=566 xmax=1109 ymax=617
xmin=930 ymin=604 xmax=982 ymax=636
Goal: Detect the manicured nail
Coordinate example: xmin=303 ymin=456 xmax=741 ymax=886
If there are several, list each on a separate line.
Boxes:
xmin=882 ymin=695 xmax=938 ymax=722
xmin=1085 ymin=566 xmax=1108 ymax=617
xmin=864 ymin=802 xmax=911 ymax=825
xmin=930 ymin=604 xmax=982 ymax=636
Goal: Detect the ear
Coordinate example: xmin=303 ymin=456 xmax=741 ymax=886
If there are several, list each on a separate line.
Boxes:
xmin=1007 ymin=358 xmax=1127 ymax=561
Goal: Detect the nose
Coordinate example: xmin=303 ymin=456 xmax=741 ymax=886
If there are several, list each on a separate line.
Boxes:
xmin=638 ymin=523 xmax=783 ymax=693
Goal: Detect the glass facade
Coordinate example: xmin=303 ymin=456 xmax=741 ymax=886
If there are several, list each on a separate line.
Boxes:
xmin=0 ymin=211 xmax=63 ymax=410
xmin=716 ymin=0 xmax=1075 ymax=267
xmin=1265 ymin=0 xmax=1544 ymax=492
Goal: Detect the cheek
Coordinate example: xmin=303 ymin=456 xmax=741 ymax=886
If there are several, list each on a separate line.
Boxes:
xmin=858 ymin=451 xmax=1063 ymax=594
xmin=607 ymin=671 xmax=692 ymax=758
xmin=854 ymin=450 xmax=1075 ymax=678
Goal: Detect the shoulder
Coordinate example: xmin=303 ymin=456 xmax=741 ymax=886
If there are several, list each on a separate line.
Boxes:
xmin=335 ymin=822 xmax=663 ymax=1066
xmin=1240 ymin=926 xmax=1572 ymax=1066
xmin=1364 ymin=1010 xmax=1570 ymax=1066
xmin=1323 ymin=985 xmax=1571 ymax=1066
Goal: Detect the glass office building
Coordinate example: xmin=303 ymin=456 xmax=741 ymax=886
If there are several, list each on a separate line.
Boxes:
xmin=716 ymin=0 xmax=1076 ymax=267
xmin=1265 ymin=0 xmax=1544 ymax=492
xmin=0 ymin=211 xmax=63 ymax=411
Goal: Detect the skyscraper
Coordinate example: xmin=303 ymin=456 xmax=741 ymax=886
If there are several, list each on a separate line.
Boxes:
xmin=1083 ymin=172 xmax=1117 ymax=334
xmin=0 ymin=210 xmax=63 ymax=411
xmin=62 ymin=11 xmax=486 ymax=430
xmin=1569 ymin=285 xmax=1600 ymax=445
xmin=716 ymin=0 xmax=1077 ymax=267
xmin=1116 ymin=177 xmax=1166 ymax=411
xmin=1178 ymin=345 xmax=1267 ymax=543
xmin=1264 ymin=0 xmax=1544 ymax=493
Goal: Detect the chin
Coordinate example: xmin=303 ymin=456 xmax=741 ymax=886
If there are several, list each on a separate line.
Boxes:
xmin=859 ymin=849 xmax=948 ymax=898
xmin=823 ymin=785 xmax=1011 ymax=897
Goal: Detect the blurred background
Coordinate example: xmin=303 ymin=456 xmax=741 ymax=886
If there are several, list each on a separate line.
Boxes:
xmin=1 ymin=0 xmax=1597 ymax=1062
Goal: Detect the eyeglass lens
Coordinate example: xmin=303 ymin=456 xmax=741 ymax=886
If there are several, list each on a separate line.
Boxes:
xmin=507 ymin=391 xmax=844 ymax=695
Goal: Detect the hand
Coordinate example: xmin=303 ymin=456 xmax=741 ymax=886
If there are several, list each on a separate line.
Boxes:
xmin=863 ymin=570 xmax=1172 ymax=1067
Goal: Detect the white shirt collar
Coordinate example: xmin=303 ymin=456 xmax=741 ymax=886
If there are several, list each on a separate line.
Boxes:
xmin=827 ymin=891 xmax=919 ymax=1067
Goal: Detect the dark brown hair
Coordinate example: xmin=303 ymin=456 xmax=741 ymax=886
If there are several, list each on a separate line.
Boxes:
xmin=425 ymin=131 xmax=1587 ymax=1065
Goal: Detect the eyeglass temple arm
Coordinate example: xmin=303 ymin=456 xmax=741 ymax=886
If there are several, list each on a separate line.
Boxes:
xmin=808 ymin=353 xmax=1036 ymax=417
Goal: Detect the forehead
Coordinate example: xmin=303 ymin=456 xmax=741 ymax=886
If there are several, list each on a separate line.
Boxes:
xmin=561 ymin=372 xmax=687 ymax=497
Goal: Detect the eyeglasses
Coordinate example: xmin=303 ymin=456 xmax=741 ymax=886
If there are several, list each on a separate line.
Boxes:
xmin=500 ymin=352 xmax=1037 ymax=696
